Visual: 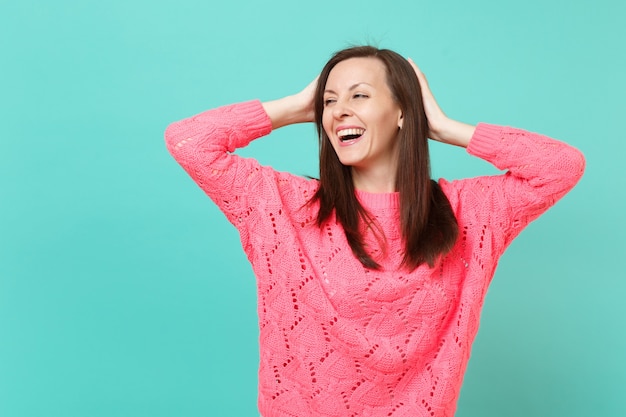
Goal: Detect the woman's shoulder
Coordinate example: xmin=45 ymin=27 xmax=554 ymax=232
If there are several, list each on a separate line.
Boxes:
xmin=437 ymin=175 xmax=503 ymax=223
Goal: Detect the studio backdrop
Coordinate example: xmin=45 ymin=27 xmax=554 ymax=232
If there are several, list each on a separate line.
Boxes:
xmin=1 ymin=0 xmax=624 ymax=416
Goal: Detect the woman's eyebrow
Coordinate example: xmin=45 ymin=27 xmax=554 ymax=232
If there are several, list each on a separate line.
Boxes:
xmin=324 ymin=82 xmax=373 ymax=95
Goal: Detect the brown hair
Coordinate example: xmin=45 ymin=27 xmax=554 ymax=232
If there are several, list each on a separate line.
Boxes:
xmin=311 ymin=46 xmax=458 ymax=270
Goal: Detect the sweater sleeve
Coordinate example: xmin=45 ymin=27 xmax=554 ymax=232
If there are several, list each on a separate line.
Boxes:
xmin=446 ymin=123 xmax=586 ymax=254
xmin=164 ymin=100 xmax=302 ymax=251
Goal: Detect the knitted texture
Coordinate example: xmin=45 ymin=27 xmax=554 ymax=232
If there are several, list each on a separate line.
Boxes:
xmin=165 ymin=100 xmax=585 ymax=417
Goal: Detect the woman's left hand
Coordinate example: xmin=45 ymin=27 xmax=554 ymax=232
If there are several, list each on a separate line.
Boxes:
xmin=408 ymin=58 xmax=475 ymax=148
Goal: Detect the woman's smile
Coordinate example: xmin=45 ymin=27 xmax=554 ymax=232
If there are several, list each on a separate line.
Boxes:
xmin=336 ymin=125 xmax=366 ymax=145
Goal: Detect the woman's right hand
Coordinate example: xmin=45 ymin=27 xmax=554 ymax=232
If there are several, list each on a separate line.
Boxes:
xmin=262 ymin=77 xmax=318 ymax=130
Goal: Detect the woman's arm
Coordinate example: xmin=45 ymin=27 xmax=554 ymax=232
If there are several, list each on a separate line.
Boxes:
xmin=407 ymin=58 xmax=585 ymax=251
xmin=164 ymin=79 xmax=319 ymax=247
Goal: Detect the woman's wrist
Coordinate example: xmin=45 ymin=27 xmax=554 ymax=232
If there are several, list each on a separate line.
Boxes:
xmin=431 ymin=117 xmax=475 ymax=148
xmin=262 ymin=91 xmax=314 ymax=130
xmin=262 ymin=96 xmax=299 ymax=130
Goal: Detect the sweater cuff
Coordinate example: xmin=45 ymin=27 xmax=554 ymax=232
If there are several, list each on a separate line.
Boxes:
xmin=225 ymin=100 xmax=273 ymax=150
xmin=466 ymin=123 xmax=507 ymax=163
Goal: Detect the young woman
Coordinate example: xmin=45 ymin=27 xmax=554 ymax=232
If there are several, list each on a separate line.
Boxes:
xmin=165 ymin=46 xmax=585 ymax=417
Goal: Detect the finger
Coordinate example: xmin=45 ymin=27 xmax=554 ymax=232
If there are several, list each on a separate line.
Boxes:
xmin=407 ymin=58 xmax=429 ymax=89
xmin=407 ymin=58 xmax=424 ymax=78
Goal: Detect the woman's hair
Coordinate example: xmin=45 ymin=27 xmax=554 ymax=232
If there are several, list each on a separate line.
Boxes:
xmin=311 ymin=45 xmax=459 ymax=270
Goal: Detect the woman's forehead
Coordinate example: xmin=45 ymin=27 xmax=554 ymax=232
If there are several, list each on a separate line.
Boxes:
xmin=325 ymin=57 xmax=387 ymax=89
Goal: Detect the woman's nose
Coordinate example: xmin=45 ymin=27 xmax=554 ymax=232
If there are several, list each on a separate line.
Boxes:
xmin=332 ymin=99 xmax=352 ymax=119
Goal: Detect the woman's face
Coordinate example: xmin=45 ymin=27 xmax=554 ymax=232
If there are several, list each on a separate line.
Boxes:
xmin=322 ymin=57 xmax=403 ymax=188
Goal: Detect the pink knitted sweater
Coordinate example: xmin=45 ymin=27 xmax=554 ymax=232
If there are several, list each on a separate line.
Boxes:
xmin=165 ymin=100 xmax=585 ymax=417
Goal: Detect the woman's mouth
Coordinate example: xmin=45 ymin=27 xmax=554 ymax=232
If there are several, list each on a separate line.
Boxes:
xmin=337 ymin=128 xmax=365 ymax=142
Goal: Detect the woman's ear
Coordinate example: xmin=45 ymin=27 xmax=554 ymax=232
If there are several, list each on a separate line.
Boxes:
xmin=398 ymin=112 xmax=404 ymax=130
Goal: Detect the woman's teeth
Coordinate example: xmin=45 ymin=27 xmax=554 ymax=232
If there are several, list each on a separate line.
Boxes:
xmin=338 ymin=128 xmax=365 ymax=141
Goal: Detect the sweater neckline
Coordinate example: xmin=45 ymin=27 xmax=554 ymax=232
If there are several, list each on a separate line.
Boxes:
xmin=355 ymin=189 xmax=400 ymax=210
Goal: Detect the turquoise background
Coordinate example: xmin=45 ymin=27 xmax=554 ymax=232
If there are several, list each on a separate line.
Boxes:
xmin=1 ymin=0 xmax=624 ymax=415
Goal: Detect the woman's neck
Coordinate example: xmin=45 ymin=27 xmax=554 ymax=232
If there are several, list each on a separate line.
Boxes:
xmin=352 ymin=166 xmax=397 ymax=193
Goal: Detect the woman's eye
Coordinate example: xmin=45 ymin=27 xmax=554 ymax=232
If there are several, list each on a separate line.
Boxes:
xmin=353 ymin=93 xmax=369 ymax=99
xmin=324 ymin=98 xmax=336 ymax=106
